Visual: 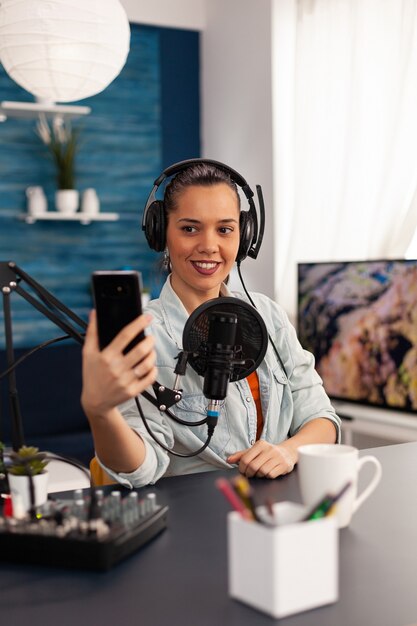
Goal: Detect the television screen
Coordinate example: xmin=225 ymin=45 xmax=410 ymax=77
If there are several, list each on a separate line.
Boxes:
xmin=297 ymin=259 xmax=417 ymax=413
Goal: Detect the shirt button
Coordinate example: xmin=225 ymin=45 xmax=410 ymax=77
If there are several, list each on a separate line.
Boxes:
xmin=246 ymin=397 xmax=251 ymax=402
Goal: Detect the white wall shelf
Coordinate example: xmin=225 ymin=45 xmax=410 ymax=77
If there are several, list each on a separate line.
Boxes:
xmin=0 ymin=100 xmax=91 ymax=121
xmin=19 ymin=212 xmax=119 ymax=225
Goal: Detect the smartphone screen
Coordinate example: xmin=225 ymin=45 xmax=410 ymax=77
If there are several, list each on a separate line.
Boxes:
xmin=92 ymin=270 xmax=145 ymax=352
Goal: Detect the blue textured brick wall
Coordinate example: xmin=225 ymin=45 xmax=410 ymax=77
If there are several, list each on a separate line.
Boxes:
xmin=0 ymin=24 xmax=200 ymax=348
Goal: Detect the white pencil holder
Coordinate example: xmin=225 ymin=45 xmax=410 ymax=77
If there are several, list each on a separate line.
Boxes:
xmin=228 ymin=501 xmax=338 ymax=619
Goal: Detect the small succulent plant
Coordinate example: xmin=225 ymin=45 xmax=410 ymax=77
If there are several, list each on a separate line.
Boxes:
xmin=7 ymin=446 xmax=49 ymax=476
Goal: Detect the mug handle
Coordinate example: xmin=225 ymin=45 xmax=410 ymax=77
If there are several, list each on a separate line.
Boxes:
xmin=353 ymin=455 xmax=382 ymax=514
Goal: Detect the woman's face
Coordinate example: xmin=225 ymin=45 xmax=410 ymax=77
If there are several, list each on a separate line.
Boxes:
xmin=166 ymin=183 xmax=240 ymax=312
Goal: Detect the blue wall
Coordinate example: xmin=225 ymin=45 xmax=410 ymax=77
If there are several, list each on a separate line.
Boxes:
xmin=0 ymin=25 xmax=200 ymax=348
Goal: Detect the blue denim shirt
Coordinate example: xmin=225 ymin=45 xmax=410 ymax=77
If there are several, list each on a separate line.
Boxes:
xmin=99 ymin=277 xmax=341 ymax=487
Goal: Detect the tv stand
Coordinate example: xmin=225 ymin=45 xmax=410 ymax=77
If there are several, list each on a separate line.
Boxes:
xmin=333 ymin=401 xmax=417 ymax=446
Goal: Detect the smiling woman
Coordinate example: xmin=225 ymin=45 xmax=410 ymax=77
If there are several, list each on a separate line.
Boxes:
xmin=81 ymin=159 xmax=341 ymax=488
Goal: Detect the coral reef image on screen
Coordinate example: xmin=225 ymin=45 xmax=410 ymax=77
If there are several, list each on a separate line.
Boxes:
xmin=297 ymin=260 xmax=417 ymax=411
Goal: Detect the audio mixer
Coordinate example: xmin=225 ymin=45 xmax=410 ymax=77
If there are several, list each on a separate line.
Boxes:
xmin=0 ymin=489 xmax=168 ymax=571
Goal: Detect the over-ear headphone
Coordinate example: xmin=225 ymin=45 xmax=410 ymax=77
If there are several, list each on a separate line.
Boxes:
xmin=141 ymin=158 xmax=265 ymax=263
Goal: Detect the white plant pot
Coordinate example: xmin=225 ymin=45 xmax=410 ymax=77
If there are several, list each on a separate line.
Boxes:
xmin=55 ymin=189 xmax=79 ymax=214
xmin=8 ymin=472 xmax=49 ymax=515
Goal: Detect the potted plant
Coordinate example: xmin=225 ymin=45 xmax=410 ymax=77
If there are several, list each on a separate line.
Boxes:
xmin=6 ymin=445 xmax=49 ymax=515
xmin=36 ymin=113 xmax=80 ymax=214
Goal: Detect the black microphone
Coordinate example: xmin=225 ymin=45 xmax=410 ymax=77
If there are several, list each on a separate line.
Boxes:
xmin=203 ymin=311 xmax=239 ymax=420
xmin=183 ymin=297 xmax=268 ymax=424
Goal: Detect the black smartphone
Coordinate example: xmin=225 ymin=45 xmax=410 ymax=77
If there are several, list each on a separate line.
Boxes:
xmin=91 ymin=270 xmax=145 ymax=352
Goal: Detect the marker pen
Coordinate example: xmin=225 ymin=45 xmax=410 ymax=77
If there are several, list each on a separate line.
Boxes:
xmin=231 ymin=475 xmax=261 ymax=521
xmin=303 ymin=480 xmax=352 ymax=521
xmin=215 ymin=478 xmax=254 ymax=520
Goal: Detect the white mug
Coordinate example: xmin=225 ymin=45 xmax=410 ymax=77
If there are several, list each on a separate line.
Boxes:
xmin=297 ymin=444 xmax=382 ymax=528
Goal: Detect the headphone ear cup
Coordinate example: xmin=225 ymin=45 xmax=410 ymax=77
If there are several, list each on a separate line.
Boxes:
xmin=144 ymin=200 xmax=166 ymax=252
xmin=237 ymin=211 xmax=255 ymax=263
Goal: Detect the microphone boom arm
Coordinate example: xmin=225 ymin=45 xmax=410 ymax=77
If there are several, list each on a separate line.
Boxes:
xmin=1 ymin=261 xmax=88 ymax=450
xmin=141 ymin=382 xmax=182 ymax=413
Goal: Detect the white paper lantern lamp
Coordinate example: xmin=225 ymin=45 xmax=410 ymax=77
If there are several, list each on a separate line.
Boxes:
xmin=0 ymin=0 xmax=131 ymax=104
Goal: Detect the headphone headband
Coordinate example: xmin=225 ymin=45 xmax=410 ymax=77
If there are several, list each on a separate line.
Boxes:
xmin=155 ymin=158 xmax=254 ymax=200
xmin=142 ymin=158 xmax=265 ymax=262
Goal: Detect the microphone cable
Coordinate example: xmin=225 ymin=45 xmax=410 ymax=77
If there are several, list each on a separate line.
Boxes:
xmin=0 ymin=334 xmax=81 ymax=382
xmin=0 ymin=331 xmax=214 ymax=460
xmin=134 ymin=396 xmax=216 ymax=458
xmin=144 ymin=402 xmax=209 ymax=427
xmin=236 ymin=261 xmax=289 ymax=379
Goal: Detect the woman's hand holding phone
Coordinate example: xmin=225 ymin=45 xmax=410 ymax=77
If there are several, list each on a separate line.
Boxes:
xmin=81 ymin=299 xmax=158 ymax=418
xmin=81 ymin=309 xmax=157 ymax=475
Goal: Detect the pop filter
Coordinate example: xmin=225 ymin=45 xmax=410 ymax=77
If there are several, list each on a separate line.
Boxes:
xmin=182 ymin=297 xmax=268 ymax=381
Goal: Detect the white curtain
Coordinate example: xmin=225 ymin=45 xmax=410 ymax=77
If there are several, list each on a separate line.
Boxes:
xmin=272 ymin=0 xmax=417 ymax=322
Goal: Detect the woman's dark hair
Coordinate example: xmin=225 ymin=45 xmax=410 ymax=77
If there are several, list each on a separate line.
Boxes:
xmin=164 ymin=162 xmax=241 ymax=215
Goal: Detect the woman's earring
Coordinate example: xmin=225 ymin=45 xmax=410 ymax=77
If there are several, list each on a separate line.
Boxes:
xmin=162 ymin=249 xmax=171 ymax=271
